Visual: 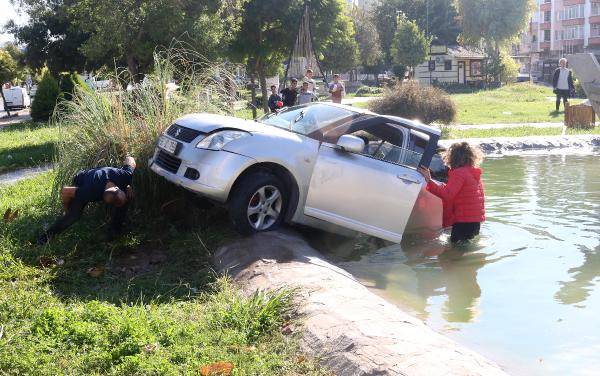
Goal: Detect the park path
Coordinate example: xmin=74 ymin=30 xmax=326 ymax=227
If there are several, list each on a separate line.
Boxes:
xmin=0 ymin=164 xmax=53 ymax=186
xmin=0 ymin=109 xmax=32 ymax=129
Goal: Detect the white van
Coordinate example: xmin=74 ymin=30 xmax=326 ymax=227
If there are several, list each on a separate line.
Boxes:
xmin=2 ymin=87 xmax=31 ymax=110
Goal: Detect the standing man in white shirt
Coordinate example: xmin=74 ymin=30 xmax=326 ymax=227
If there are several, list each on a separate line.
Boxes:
xmin=552 ymin=58 xmax=575 ymax=112
xmin=303 ymin=69 xmax=318 ymax=98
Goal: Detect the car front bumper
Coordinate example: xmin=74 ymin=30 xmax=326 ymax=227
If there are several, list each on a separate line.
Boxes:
xmin=149 ymin=146 xmax=255 ymax=203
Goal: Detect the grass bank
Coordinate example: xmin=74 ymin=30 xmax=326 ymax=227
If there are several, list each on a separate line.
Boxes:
xmin=352 ymin=83 xmax=582 ymax=125
xmin=0 ymin=121 xmax=57 ymax=173
xmin=0 ymin=173 xmax=326 ymax=375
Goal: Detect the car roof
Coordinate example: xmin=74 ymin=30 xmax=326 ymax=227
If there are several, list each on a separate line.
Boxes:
xmin=301 ymin=102 xmax=441 ymax=137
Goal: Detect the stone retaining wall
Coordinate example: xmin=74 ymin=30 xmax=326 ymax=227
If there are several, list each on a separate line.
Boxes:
xmin=213 ymin=231 xmax=508 ymax=376
xmin=440 ymin=134 xmax=600 ymax=155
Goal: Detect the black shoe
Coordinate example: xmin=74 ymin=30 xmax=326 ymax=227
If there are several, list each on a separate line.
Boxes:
xmin=36 ymin=234 xmax=49 ymax=246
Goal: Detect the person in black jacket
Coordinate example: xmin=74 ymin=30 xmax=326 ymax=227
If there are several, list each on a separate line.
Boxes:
xmin=552 ymin=58 xmax=575 ymax=112
xmin=37 ymin=156 xmax=136 ymax=244
xmin=280 ymin=78 xmax=299 ymax=107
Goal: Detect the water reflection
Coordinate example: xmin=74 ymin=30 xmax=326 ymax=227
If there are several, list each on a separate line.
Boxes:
xmin=311 ymin=153 xmax=600 ymax=376
xmin=555 ymin=244 xmax=600 ymax=306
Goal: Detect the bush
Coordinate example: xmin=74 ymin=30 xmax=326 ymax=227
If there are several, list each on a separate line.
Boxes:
xmin=432 ymin=82 xmax=482 ymax=94
xmin=31 ymin=69 xmax=59 ymax=121
xmin=498 ymin=54 xmax=520 ymax=84
xmin=368 ymin=80 xmax=457 ymax=124
xmin=53 ymin=47 xmax=237 ymax=212
xmin=59 ymin=72 xmax=91 ymax=102
xmin=355 ymin=85 xmax=384 ymax=96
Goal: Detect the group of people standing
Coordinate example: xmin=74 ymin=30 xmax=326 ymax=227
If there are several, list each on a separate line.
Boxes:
xmin=267 ymin=69 xmax=345 ymax=112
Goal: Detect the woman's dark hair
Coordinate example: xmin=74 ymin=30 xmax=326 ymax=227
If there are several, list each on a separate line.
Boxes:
xmin=443 ymin=142 xmax=483 ymax=169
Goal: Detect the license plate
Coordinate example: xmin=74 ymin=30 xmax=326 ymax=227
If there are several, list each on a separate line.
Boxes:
xmin=158 ymin=136 xmax=178 ymax=154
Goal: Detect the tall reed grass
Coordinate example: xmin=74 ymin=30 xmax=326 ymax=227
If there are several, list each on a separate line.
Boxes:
xmin=52 ymin=47 xmax=238 ymax=212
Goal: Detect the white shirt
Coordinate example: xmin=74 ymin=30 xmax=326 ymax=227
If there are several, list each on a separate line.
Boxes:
xmin=557 ymin=68 xmax=570 ymax=90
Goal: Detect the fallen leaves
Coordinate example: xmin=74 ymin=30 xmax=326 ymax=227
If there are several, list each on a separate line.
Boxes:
xmin=3 ymin=208 xmax=18 ymax=223
xmin=86 ymin=266 xmax=105 ymax=278
xmin=199 ymin=361 xmax=234 ymax=376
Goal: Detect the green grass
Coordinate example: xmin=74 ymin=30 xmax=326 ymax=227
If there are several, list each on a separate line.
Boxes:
xmin=0 ymin=173 xmax=326 ymax=375
xmin=452 ymin=84 xmax=581 ymax=125
xmin=0 ymin=121 xmax=58 ymax=173
xmin=443 ymin=125 xmax=600 ymax=139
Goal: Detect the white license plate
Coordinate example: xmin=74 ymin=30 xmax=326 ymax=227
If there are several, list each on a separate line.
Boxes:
xmin=158 ymin=136 xmax=178 ymax=154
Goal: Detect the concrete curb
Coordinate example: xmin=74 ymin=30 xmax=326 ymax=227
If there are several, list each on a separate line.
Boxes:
xmin=212 ymin=231 xmax=508 ymax=376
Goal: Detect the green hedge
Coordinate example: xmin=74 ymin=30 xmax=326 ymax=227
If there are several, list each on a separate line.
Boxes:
xmin=31 ymin=69 xmax=59 ymax=121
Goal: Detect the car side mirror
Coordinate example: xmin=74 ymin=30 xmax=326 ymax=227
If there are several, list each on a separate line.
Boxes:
xmin=336 ymin=135 xmax=365 ymax=154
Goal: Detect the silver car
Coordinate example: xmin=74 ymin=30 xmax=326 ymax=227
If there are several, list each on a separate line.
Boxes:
xmin=149 ymin=103 xmax=444 ymax=243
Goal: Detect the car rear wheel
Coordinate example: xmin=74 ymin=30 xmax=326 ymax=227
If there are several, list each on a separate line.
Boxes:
xmin=228 ymin=172 xmax=288 ymax=235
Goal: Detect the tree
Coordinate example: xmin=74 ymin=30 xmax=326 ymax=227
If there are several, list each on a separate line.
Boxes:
xmin=454 ymin=0 xmax=535 ymax=79
xmin=230 ymin=0 xmax=354 ymax=114
xmin=31 ymin=69 xmax=59 ymax=121
xmin=390 ymin=15 xmax=429 ymax=77
xmin=320 ymin=13 xmax=359 ymax=74
xmin=7 ymin=0 xmax=90 ymax=74
xmin=0 ymin=50 xmax=18 ymax=117
xmin=351 ymin=7 xmax=384 ymax=75
xmin=373 ymin=0 xmax=460 ymax=67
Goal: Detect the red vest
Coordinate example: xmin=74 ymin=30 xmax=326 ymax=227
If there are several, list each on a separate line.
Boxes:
xmin=426 ymin=166 xmax=485 ymax=227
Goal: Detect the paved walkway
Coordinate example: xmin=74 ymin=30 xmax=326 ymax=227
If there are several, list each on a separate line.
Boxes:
xmin=0 ymin=109 xmax=32 ymax=128
xmin=0 ymin=164 xmax=53 ymax=186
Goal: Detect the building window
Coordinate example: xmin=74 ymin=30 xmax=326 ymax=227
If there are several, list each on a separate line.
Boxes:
xmin=444 ymin=60 xmax=452 ymax=70
xmin=544 ymin=29 xmax=551 ymax=41
xmin=593 ymin=3 xmax=600 ymax=17
xmin=544 ymin=11 xmax=551 ymax=22
xmin=470 ymin=61 xmax=482 ymax=77
xmin=592 ymin=24 xmax=600 ymax=38
xmin=532 ymin=35 xmax=537 ymax=43
xmin=556 ymin=26 xmax=584 ymax=40
xmin=558 ymin=5 xmax=585 ymax=21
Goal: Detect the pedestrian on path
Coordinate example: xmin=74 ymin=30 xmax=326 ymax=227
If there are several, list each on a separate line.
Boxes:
xmin=37 ymin=156 xmax=136 ymax=245
xmin=297 ymin=81 xmax=317 ymax=105
xmin=328 ymin=74 xmax=345 ymax=104
xmin=280 ymin=78 xmax=299 ymax=107
xmin=267 ymin=85 xmax=282 ymax=112
xmin=553 ymin=58 xmax=575 ymax=112
xmin=418 ymin=142 xmax=485 ymax=243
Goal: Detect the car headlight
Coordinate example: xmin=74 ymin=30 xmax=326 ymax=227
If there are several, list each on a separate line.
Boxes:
xmin=196 ymin=130 xmax=251 ymax=150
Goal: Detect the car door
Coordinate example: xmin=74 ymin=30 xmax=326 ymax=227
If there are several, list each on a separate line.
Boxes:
xmin=303 ymin=142 xmax=424 ymax=243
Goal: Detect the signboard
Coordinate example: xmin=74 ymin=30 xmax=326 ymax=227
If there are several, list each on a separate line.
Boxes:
xmin=430 ymin=45 xmax=448 ymax=55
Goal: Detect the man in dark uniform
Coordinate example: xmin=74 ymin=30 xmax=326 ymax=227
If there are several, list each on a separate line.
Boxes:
xmin=280 ymin=78 xmax=299 ymax=107
xmin=37 ymin=156 xmax=136 ymax=244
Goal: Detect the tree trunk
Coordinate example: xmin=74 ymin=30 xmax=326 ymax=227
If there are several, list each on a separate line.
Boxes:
xmin=250 ymin=74 xmax=257 ymax=119
xmin=0 ymin=89 xmax=11 ymax=118
xmin=259 ymin=70 xmax=269 ymax=114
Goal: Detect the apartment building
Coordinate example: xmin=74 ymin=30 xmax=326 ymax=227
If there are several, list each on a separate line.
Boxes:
xmin=519 ymin=0 xmax=600 ymax=79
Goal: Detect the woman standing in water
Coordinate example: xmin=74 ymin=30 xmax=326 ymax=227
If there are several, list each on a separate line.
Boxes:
xmin=418 ymin=142 xmax=485 ymax=243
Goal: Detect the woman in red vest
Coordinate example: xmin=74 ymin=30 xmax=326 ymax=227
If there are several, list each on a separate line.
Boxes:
xmin=418 ymin=142 xmax=485 ymax=243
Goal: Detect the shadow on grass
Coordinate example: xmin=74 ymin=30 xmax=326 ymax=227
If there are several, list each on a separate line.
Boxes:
xmin=3 ymin=184 xmax=239 ymax=305
xmin=0 ymin=141 xmax=56 ymax=173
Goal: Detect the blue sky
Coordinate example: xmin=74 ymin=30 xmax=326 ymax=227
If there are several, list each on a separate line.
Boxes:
xmin=0 ymin=0 xmax=28 ymax=45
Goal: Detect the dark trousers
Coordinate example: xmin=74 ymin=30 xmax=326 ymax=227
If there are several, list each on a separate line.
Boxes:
xmin=556 ymin=89 xmax=570 ymax=111
xmin=45 ymin=198 xmax=128 ymax=239
xmin=450 ymin=222 xmax=481 ymax=243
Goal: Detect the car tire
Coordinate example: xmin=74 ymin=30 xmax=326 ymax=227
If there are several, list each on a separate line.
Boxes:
xmin=228 ymin=172 xmax=288 ymax=235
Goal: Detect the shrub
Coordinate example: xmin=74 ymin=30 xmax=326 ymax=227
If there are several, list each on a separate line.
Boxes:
xmin=31 ymin=69 xmax=59 ymax=121
xmin=355 ymin=85 xmax=383 ymax=96
xmin=432 ymin=82 xmax=482 ymax=94
xmin=59 ymin=72 xmax=91 ymax=102
xmin=52 ymin=47 xmax=237 ymax=212
xmin=368 ymin=80 xmax=457 ymax=124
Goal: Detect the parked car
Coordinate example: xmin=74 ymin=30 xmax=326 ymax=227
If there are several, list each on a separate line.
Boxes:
xmin=149 ymin=103 xmax=445 ymax=243
xmin=1 ymin=86 xmax=31 ymax=110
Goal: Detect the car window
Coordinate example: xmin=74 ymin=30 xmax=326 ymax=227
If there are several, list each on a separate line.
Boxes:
xmin=348 ymin=128 xmax=422 ymax=168
xmin=257 ymin=104 xmax=355 ymax=136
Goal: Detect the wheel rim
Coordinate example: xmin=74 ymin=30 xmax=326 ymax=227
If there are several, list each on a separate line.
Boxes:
xmin=247 ymin=185 xmax=283 ymax=231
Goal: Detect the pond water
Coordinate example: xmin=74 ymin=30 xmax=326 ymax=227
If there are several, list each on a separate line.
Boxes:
xmin=317 ymin=153 xmax=600 ymax=376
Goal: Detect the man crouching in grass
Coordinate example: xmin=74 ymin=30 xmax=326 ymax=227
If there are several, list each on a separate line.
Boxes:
xmin=37 ymin=156 xmax=136 ymax=245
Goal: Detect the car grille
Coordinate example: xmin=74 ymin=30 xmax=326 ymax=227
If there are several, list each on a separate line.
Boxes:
xmin=166 ymin=124 xmax=203 ymax=143
xmin=155 ymin=150 xmax=181 ymax=173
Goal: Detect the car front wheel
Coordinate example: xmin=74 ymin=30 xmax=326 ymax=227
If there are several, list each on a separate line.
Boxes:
xmin=228 ymin=172 xmax=287 ymax=235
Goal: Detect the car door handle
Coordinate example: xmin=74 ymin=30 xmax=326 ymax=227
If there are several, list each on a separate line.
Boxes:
xmin=397 ymin=174 xmax=420 ymax=184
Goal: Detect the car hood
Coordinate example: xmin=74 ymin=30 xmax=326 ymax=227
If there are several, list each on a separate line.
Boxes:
xmin=174 ymin=113 xmax=267 ymax=134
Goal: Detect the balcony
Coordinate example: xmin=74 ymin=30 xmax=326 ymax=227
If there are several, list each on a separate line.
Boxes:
xmin=540 ymin=22 xmax=552 ymax=30
xmin=589 ymin=37 xmax=600 ymax=46
xmin=590 ymin=16 xmax=600 ymax=24
xmin=562 ymin=18 xmax=585 ymax=27
xmin=563 ymin=0 xmax=585 ymax=5
xmin=540 ymin=3 xmax=551 ymax=12
xmin=540 ymin=42 xmax=551 ymax=49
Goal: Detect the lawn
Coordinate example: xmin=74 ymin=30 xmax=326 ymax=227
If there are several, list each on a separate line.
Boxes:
xmin=0 ymin=173 xmax=326 ymax=375
xmin=352 ymin=83 xmax=583 ymax=125
xmin=0 ymin=121 xmax=58 ymax=173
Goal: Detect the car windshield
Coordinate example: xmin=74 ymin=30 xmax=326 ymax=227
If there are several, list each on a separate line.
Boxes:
xmin=257 ymin=104 xmax=356 ymax=135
